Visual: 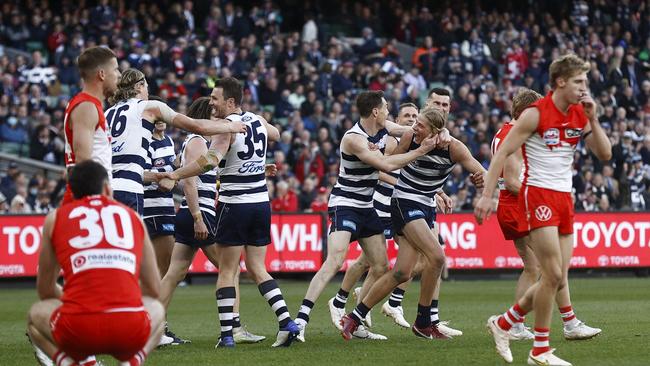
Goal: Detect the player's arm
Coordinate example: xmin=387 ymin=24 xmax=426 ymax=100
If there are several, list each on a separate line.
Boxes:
xmin=503 ymin=149 xmax=523 ymax=195
xmin=436 ymin=190 xmax=453 ymax=214
xmin=377 ymin=137 xmax=400 ymax=185
xmin=474 ymin=108 xmax=539 ymax=223
xmin=378 ymin=171 xmax=398 ymax=185
xmin=346 ymin=132 xmax=434 ymax=173
xmin=36 ymin=210 xmax=62 ymax=300
xmin=259 ymin=115 xmax=280 ymax=142
xmin=166 ymin=133 xmax=231 ymax=183
xmin=70 ymin=102 xmax=99 ymax=162
xmin=384 ymin=120 xmax=411 ymax=137
xmin=138 ymin=219 xmax=161 ymax=298
xmin=142 ymin=100 xmax=246 ymax=135
xmin=580 ymin=95 xmax=612 ymax=161
xmin=449 ymin=138 xmax=487 ymax=188
xmin=181 ymin=138 xmax=210 ymax=240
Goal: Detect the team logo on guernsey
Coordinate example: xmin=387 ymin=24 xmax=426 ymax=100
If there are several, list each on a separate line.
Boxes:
xmin=543 ymin=128 xmax=560 ymax=146
xmin=565 ymin=128 xmax=582 ymax=138
xmin=534 ymin=205 xmax=552 ymax=222
xmin=154 ymin=158 xmax=165 ymax=167
xmin=239 ymin=160 xmax=265 ymax=173
xmin=242 ymin=115 xmax=253 ymax=122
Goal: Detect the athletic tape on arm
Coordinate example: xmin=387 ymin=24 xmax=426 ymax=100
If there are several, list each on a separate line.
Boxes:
xmin=143 ymin=100 xmax=179 ymax=123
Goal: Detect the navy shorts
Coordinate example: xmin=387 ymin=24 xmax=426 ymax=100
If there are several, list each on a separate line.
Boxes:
xmin=214 ymin=202 xmax=271 ymax=246
xmin=175 ymin=208 xmax=217 ymax=247
xmin=380 ymin=217 xmax=393 ymax=240
xmin=328 ymin=206 xmax=384 ymax=242
xmin=144 ymin=216 xmax=175 ymax=238
xmin=391 ymin=198 xmax=437 ymax=237
xmin=114 ymin=191 xmax=144 ymax=216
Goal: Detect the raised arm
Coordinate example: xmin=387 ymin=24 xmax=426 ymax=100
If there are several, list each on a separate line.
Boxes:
xmin=474 ymin=108 xmax=539 ymax=223
xmin=259 ymin=115 xmax=280 ymax=142
xmin=36 ymin=210 xmax=62 ymax=300
xmin=70 ymin=102 xmax=99 ymax=162
xmin=580 ymin=95 xmax=612 ymax=161
xmin=142 ymin=100 xmax=246 ymax=135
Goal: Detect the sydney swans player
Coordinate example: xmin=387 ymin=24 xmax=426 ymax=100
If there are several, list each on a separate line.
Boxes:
xmin=475 ymin=54 xmax=611 ymax=366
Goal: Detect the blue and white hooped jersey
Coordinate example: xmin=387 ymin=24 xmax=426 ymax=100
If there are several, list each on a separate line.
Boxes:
xmin=179 ymin=134 xmax=217 ymax=216
xmin=393 ymin=135 xmax=456 ymax=206
xmin=105 ymin=98 xmax=153 ymax=195
xmin=329 ymin=122 xmax=388 ymax=209
xmin=143 ymin=135 xmax=176 ymax=218
xmin=218 ymin=111 xmax=269 ymax=204
xmin=373 ymin=170 xmax=399 ymax=218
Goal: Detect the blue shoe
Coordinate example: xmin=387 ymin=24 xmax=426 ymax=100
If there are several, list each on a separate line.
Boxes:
xmin=215 ymin=336 xmax=235 ymax=348
xmin=272 ymin=320 xmax=300 ymax=347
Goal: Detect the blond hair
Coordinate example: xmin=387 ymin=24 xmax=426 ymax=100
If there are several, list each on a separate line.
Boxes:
xmin=549 ymin=54 xmax=590 ymax=89
xmin=109 ymin=68 xmax=146 ymax=105
xmin=418 ymin=108 xmax=446 ymax=134
xmin=511 ymin=88 xmax=543 ymax=119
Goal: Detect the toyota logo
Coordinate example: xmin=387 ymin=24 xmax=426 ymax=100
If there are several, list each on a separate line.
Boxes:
xmin=598 ymin=255 xmax=609 ymax=267
xmin=534 ymin=205 xmax=552 ymax=222
xmin=495 ymin=256 xmax=506 ymax=268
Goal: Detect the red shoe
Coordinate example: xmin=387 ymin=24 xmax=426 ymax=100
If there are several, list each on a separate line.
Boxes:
xmin=411 ymin=323 xmax=451 ymax=340
xmin=340 ymin=315 xmax=360 ymax=341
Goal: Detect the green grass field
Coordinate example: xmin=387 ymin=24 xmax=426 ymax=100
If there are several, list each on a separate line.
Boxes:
xmin=1 ymin=277 xmax=648 ymax=365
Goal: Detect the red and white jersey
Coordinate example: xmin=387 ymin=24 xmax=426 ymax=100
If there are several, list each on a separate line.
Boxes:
xmin=491 ymin=122 xmax=522 ymax=204
xmin=522 ymin=92 xmax=588 ymax=193
xmin=52 ymin=195 xmax=145 ymax=314
xmin=64 ymin=92 xmax=112 ymax=179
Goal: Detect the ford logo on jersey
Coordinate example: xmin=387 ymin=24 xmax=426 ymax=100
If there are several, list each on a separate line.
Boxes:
xmin=112 ymin=141 xmax=125 ymax=153
xmin=543 ymin=128 xmax=560 ymax=146
xmin=238 ymin=160 xmax=265 ymax=174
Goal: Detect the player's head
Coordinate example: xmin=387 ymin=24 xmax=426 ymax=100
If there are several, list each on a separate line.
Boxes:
xmin=149 ymin=95 xmax=168 ymax=133
xmin=549 ymin=54 xmax=590 ymax=103
xmin=187 ymin=96 xmax=213 ymax=120
xmin=77 ymin=46 xmax=120 ymax=97
xmin=413 ymin=107 xmax=446 ymax=144
xmin=356 ymin=90 xmax=388 ymax=124
xmin=396 ymin=103 xmax=418 ymax=127
xmin=511 ymin=88 xmax=543 ymax=120
xmin=425 ymin=87 xmax=451 ymax=116
xmin=69 ymin=160 xmax=111 ymax=199
xmin=211 ymin=77 xmax=243 ymax=118
xmin=109 ymin=68 xmax=148 ymax=105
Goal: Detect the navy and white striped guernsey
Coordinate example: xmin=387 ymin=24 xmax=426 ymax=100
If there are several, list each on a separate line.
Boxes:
xmin=218 ymin=111 xmax=269 ymax=204
xmin=329 ymin=122 xmax=389 ymax=209
xmin=373 ymin=170 xmax=400 ymax=218
xmin=143 ymin=135 xmax=176 ymax=218
xmin=392 ymin=135 xmax=456 ymax=206
xmin=179 ymin=134 xmax=217 ymax=216
xmin=105 ymin=98 xmax=153 ymax=195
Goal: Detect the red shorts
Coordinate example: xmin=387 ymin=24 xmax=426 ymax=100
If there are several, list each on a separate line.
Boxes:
xmin=497 ymin=201 xmax=529 ymax=240
xmin=520 ymin=185 xmax=574 ymax=235
xmin=51 ymin=308 xmax=150 ymax=362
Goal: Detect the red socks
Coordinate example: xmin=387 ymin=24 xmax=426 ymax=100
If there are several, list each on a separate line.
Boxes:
xmin=532 ymin=327 xmax=551 ymax=356
xmin=497 ymin=303 xmax=527 ymax=331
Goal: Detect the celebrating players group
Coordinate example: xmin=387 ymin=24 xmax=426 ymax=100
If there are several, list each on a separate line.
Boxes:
xmin=25 ymin=46 xmax=611 ymax=366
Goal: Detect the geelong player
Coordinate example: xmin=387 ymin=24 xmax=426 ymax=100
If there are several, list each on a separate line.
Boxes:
xmin=62 ymin=46 xmax=121 ymax=205
xmin=295 ymin=91 xmax=445 ymax=342
xmin=158 ymin=97 xmax=265 ymax=346
xmin=341 ymin=108 xmax=486 ymax=340
xmin=493 ymin=88 xmax=602 ymax=342
xmin=105 ymin=68 xmax=245 ymax=215
xmin=475 ymin=54 xmax=611 ymax=365
xmin=27 ymin=160 xmax=164 ymax=366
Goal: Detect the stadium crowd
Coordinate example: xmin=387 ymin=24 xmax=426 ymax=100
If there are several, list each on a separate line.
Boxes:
xmin=1 ymin=0 xmax=649 ymax=215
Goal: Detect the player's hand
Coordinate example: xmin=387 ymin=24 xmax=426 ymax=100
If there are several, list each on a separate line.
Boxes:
xmin=470 ymin=171 xmax=485 ymax=189
xmin=473 ymin=196 xmax=493 ymax=225
xmin=158 ymin=177 xmax=176 ymax=192
xmin=229 ymin=121 xmax=247 ymax=134
xmin=435 ymin=128 xmax=451 ymax=149
xmin=265 ymin=163 xmax=277 ymax=177
xmin=436 ymin=191 xmax=454 ymax=214
xmin=580 ymin=93 xmax=597 ymax=120
xmin=194 ymin=217 xmax=208 ymax=240
xmin=418 ymin=136 xmax=437 ymax=153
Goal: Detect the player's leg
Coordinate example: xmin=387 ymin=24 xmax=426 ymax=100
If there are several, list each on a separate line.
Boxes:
xmin=152 ymin=234 xmax=175 ymax=278
xmin=214 ymin=244 xmax=243 ymax=347
xmin=131 ymin=297 xmax=165 ymax=363
xmin=296 ymin=230 xmax=351 ymax=335
xmin=160 ymin=243 xmax=197 ymax=309
xmin=507 ymin=235 xmax=538 ymax=340
xmin=328 ymin=251 xmax=368 ymax=330
xmin=27 ymin=299 xmax=61 ymax=362
xmin=341 ymin=235 xmax=420 ymax=339
xmin=555 ymin=234 xmax=601 ymax=340
xmin=244 ymin=244 xmax=299 ymax=347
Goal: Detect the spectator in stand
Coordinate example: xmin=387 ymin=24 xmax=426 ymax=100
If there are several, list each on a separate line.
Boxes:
xmin=294 ymin=143 xmax=325 ymax=185
xmin=0 ymin=192 xmax=7 ymax=213
xmin=271 ymin=180 xmax=298 ymax=212
xmin=310 ymin=186 xmax=329 ymax=212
